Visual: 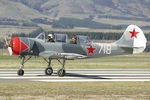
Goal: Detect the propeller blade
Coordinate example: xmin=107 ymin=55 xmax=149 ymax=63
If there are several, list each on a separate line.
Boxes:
xmin=4 ymin=37 xmax=8 ymax=45
xmin=4 ymin=37 xmax=9 ymax=48
xmin=4 ymin=37 xmax=13 ymax=56
xmin=8 ymin=47 xmax=13 ymax=56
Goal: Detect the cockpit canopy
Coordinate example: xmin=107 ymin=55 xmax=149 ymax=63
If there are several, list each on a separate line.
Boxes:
xmin=77 ymin=35 xmax=90 ymax=44
xmin=54 ymin=33 xmax=67 ymax=43
xmin=36 ymin=32 xmax=90 ymax=44
xmin=36 ymin=32 xmax=45 ymax=40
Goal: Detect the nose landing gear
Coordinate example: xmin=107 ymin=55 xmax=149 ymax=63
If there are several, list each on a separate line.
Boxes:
xmin=17 ymin=56 xmax=32 ymax=76
xmin=17 ymin=56 xmax=25 ymax=76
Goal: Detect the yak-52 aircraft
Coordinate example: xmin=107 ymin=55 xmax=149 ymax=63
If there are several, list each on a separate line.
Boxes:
xmin=5 ymin=25 xmax=147 ymax=77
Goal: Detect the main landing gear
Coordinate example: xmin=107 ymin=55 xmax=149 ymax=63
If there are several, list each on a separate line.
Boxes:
xmin=43 ymin=57 xmax=66 ymax=77
xmin=17 ymin=56 xmax=66 ymax=77
xmin=45 ymin=58 xmax=53 ymax=76
xmin=57 ymin=58 xmax=66 ymax=77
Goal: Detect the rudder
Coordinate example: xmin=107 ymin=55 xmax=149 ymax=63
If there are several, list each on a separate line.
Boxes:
xmin=116 ymin=25 xmax=147 ymax=54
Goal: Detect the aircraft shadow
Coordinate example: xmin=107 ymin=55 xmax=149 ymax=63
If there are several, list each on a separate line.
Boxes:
xmin=65 ymin=73 xmax=110 ymax=79
xmin=37 ymin=73 xmax=110 ymax=79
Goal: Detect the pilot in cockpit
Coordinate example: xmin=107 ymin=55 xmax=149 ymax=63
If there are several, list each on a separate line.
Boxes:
xmin=71 ymin=34 xmax=77 ymax=44
xmin=47 ymin=34 xmax=55 ymax=42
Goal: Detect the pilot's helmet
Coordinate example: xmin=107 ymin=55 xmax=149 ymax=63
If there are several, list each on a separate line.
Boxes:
xmin=48 ymin=34 xmax=53 ymax=38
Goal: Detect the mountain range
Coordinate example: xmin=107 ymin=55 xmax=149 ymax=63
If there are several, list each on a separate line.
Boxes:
xmin=1 ymin=0 xmax=150 ymax=30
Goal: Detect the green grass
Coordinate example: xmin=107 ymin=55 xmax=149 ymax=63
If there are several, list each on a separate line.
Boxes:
xmin=0 ymin=53 xmax=150 ymax=69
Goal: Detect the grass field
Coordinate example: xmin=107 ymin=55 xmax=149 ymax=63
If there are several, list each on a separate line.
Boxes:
xmin=0 ymin=53 xmax=149 ymax=69
xmin=0 ymin=82 xmax=150 ymax=100
xmin=0 ymin=53 xmax=150 ymax=99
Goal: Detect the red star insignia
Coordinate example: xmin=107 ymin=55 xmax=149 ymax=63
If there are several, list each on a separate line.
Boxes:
xmin=129 ymin=28 xmax=139 ymax=39
xmin=87 ymin=44 xmax=95 ymax=54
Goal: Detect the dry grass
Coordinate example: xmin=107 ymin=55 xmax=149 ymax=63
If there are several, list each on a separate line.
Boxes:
xmin=0 ymin=26 xmax=37 ymax=37
xmin=0 ymin=82 xmax=150 ymax=100
xmin=94 ymin=18 xmax=150 ymax=27
xmin=1 ymin=95 xmax=150 ymax=100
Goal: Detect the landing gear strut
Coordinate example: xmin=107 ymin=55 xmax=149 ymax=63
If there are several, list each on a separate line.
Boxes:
xmin=45 ymin=58 xmax=53 ymax=75
xmin=18 ymin=56 xmax=25 ymax=76
xmin=43 ymin=57 xmax=66 ymax=77
xmin=57 ymin=58 xmax=66 ymax=77
xmin=17 ymin=56 xmax=32 ymax=76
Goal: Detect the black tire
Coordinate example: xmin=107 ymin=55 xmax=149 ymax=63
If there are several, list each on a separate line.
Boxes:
xmin=17 ymin=69 xmax=24 ymax=76
xmin=57 ymin=69 xmax=65 ymax=77
xmin=45 ymin=67 xmax=53 ymax=75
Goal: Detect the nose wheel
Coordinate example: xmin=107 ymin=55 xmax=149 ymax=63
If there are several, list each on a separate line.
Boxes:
xmin=17 ymin=56 xmax=32 ymax=76
xmin=18 ymin=56 xmax=25 ymax=76
xmin=17 ymin=69 xmax=24 ymax=76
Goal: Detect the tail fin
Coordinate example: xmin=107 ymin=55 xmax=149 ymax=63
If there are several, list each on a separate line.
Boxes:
xmin=116 ymin=25 xmax=147 ymax=54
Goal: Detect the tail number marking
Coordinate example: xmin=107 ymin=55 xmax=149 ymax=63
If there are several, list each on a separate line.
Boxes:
xmin=99 ymin=44 xmax=111 ymax=54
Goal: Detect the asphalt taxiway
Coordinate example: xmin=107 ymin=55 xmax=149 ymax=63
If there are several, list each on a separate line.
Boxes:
xmin=0 ymin=69 xmax=150 ymax=82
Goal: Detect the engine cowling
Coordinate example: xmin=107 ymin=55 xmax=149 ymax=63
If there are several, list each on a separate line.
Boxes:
xmin=10 ymin=37 xmax=28 ymax=55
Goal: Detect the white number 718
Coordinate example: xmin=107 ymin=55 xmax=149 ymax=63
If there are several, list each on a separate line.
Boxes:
xmin=99 ymin=44 xmax=111 ymax=54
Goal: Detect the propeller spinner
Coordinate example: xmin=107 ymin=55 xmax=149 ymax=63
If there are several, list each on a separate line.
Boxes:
xmin=4 ymin=37 xmax=28 ymax=55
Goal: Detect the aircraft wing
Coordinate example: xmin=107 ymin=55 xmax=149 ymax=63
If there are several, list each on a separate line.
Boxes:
xmin=39 ymin=51 xmax=59 ymax=57
xmin=60 ymin=53 xmax=87 ymax=59
xmin=39 ymin=51 xmax=87 ymax=59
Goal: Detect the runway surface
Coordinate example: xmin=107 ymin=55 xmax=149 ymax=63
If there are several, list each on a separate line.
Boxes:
xmin=0 ymin=69 xmax=150 ymax=82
